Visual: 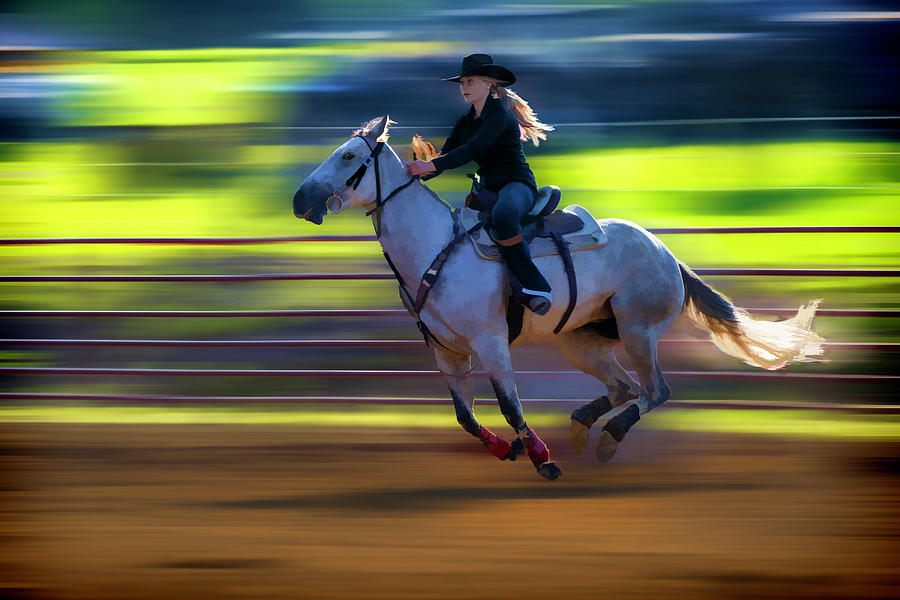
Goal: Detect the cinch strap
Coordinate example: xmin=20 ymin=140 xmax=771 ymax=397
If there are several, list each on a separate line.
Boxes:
xmin=550 ymin=231 xmax=577 ymax=334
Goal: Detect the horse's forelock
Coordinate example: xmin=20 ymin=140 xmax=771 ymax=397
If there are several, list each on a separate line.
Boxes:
xmin=350 ymin=116 xmax=395 ymax=142
xmin=350 ymin=123 xmax=370 ymax=138
xmin=350 ymin=117 xmax=378 ymax=138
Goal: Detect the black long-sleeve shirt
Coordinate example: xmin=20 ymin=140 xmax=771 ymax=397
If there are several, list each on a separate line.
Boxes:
xmin=428 ymin=94 xmax=538 ymax=194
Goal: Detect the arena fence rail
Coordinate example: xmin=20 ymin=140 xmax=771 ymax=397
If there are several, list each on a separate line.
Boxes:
xmin=2 ymin=226 xmax=897 ymax=411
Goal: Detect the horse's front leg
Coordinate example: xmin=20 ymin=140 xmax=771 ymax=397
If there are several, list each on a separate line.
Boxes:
xmin=434 ymin=348 xmax=523 ymax=461
xmin=471 ymin=336 xmax=562 ymax=481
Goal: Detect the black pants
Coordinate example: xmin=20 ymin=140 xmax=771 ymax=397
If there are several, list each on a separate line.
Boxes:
xmin=491 ymin=181 xmax=536 ymax=241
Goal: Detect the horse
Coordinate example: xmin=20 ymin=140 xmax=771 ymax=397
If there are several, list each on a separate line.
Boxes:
xmin=292 ymin=115 xmax=824 ymax=481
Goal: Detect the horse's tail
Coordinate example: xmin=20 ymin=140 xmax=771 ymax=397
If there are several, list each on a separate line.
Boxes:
xmin=678 ymin=261 xmax=825 ymax=370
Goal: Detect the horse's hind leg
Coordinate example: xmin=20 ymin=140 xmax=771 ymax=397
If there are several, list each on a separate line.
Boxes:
xmin=471 ymin=335 xmax=561 ymax=480
xmin=556 ymin=327 xmax=640 ymax=453
xmin=593 ymin=318 xmax=673 ymax=463
xmin=434 ymin=348 xmax=523 ymax=461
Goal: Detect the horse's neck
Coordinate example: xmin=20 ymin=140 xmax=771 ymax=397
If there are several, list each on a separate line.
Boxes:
xmin=377 ymin=173 xmax=455 ymax=289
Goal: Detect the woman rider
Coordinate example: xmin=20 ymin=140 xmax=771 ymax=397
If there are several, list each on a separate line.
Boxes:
xmin=406 ymin=53 xmax=555 ymax=315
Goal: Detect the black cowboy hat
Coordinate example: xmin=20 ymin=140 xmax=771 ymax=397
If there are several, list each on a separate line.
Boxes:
xmin=442 ymin=53 xmax=516 ymax=86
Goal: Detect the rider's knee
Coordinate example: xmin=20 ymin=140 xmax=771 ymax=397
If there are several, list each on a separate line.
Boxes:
xmin=492 ymin=183 xmax=532 ymax=226
xmin=491 ymin=200 xmax=517 ymax=222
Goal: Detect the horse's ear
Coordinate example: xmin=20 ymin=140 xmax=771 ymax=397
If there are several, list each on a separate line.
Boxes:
xmin=366 ymin=114 xmax=395 ymax=143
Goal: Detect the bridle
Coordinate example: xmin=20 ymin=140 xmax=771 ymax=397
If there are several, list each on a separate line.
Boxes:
xmin=332 ymin=135 xmax=419 ymax=238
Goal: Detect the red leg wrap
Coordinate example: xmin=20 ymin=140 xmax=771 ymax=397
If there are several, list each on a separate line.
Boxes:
xmin=521 ymin=426 xmax=550 ymax=466
xmin=479 ymin=426 xmax=512 ymax=460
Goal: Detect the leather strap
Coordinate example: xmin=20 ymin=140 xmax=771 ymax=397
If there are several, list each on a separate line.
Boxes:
xmin=345 ymin=141 xmax=383 ymax=190
xmin=382 ymin=212 xmax=481 ymax=351
xmin=382 ymin=251 xmax=406 ymax=288
xmin=366 ymin=176 xmax=418 ymax=216
xmin=550 ymin=232 xmax=577 ymax=334
xmin=413 ymin=219 xmax=481 ymax=314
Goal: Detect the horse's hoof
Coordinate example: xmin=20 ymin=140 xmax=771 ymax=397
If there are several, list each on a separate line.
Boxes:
xmin=595 ymin=430 xmax=619 ymax=463
xmin=569 ymin=419 xmax=590 ymax=454
xmin=536 ymin=461 xmax=562 ymax=481
xmin=503 ymin=438 xmax=525 ymax=461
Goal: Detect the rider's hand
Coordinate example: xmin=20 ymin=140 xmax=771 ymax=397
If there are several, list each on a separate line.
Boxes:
xmin=406 ymin=160 xmax=436 ymax=177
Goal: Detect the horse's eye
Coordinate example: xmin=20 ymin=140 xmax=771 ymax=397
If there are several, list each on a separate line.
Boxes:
xmin=342 ymin=152 xmax=355 ymax=160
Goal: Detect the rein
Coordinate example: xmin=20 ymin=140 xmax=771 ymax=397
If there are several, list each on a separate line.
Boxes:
xmin=343 ymin=135 xmax=479 ymax=350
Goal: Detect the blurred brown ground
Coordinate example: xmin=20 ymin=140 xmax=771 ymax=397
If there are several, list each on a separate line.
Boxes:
xmin=1 ymin=423 xmax=898 ymax=600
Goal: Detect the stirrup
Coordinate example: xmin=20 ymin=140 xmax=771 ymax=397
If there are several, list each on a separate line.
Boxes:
xmin=521 ymin=288 xmax=552 ymax=315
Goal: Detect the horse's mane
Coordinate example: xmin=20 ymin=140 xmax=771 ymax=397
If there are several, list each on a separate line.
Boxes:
xmin=411 ymin=134 xmax=440 ymax=161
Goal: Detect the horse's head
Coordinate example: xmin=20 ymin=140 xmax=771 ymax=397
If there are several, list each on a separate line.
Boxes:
xmin=293 ymin=115 xmax=395 ymax=224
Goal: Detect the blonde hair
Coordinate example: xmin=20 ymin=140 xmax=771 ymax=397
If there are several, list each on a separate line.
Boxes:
xmin=483 ymin=77 xmax=554 ymax=146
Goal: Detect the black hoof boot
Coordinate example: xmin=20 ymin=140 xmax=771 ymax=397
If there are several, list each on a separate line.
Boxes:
xmin=536 ymin=461 xmax=562 ymax=481
xmin=596 ymin=404 xmax=641 ymax=463
xmin=569 ymin=396 xmax=614 ymax=454
xmin=570 ymin=396 xmax=613 ymax=428
xmin=503 ymin=438 xmax=525 ymax=461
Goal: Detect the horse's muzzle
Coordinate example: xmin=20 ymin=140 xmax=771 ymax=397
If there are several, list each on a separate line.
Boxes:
xmin=293 ymin=182 xmax=329 ymax=225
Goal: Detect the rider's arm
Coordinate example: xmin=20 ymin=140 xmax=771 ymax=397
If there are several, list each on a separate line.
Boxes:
xmin=431 ymin=103 xmax=506 ymax=173
xmin=419 ymin=116 xmax=465 ymax=181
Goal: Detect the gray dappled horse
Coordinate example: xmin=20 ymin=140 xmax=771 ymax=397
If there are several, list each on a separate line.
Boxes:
xmin=293 ymin=116 xmax=824 ymax=481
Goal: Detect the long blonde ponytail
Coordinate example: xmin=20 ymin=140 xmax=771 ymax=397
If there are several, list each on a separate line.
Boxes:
xmin=491 ymin=83 xmax=554 ymax=146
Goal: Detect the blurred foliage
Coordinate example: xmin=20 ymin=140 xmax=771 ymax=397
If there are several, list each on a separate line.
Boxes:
xmin=1 ymin=0 xmax=898 ymax=411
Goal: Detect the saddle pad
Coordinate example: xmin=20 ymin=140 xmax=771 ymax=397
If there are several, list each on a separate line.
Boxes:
xmin=460 ymin=204 xmax=607 ymax=261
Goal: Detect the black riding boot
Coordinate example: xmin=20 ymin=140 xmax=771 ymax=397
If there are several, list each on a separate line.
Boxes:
xmin=497 ymin=240 xmax=552 ymax=315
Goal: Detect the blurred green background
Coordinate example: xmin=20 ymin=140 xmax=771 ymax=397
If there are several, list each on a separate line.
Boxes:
xmin=1 ymin=0 xmax=898 ymax=426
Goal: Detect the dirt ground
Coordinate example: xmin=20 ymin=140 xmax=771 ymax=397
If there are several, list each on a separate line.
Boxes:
xmin=1 ymin=423 xmax=898 ymax=600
